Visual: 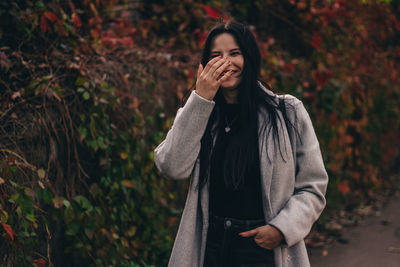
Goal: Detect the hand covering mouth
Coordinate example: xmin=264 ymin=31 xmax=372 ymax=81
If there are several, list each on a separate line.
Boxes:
xmin=219 ymin=70 xmax=239 ymax=78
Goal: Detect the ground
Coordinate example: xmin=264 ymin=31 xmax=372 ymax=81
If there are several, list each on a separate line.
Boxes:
xmin=309 ymin=189 xmax=400 ymax=267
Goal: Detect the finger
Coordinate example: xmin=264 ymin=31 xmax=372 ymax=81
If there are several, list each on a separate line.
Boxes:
xmin=202 ymin=56 xmax=220 ymax=74
xmin=206 ymin=58 xmax=228 ymax=77
xmin=239 ymin=229 xmax=258 ymax=237
xmin=213 ymin=60 xmax=231 ymax=80
xmin=217 ymin=70 xmax=233 ymax=84
xmin=197 ymin=63 xmax=203 ymax=79
xmin=203 ymin=56 xmax=225 ymax=76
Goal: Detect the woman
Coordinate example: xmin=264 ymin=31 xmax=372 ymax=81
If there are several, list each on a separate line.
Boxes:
xmin=154 ymin=21 xmax=328 ymax=267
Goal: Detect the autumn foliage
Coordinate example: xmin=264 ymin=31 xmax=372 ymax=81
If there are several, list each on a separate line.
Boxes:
xmin=0 ymin=0 xmax=399 ymax=265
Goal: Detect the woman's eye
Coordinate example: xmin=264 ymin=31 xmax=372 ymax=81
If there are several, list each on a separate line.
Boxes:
xmin=231 ymin=52 xmax=241 ymax=56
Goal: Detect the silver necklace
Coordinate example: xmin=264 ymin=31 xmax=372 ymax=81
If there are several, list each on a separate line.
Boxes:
xmin=224 ymin=115 xmax=238 ymax=133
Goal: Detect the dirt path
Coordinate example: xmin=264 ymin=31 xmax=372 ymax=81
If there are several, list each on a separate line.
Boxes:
xmin=308 ymin=190 xmax=400 ymax=267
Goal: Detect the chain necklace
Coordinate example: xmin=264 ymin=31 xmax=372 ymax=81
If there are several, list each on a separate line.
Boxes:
xmin=224 ymin=115 xmax=238 ymax=133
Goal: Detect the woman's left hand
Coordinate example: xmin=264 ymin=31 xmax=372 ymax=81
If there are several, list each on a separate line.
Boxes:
xmin=239 ymin=224 xmax=284 ymax=250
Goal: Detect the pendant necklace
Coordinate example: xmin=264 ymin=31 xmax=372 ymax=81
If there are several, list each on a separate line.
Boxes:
xmin=224 ymin=115 xmax=238 ymax=133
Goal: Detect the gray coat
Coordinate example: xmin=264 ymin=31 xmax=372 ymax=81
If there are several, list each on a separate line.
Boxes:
xmin=154 ymin=85 xmax=328 ymax=267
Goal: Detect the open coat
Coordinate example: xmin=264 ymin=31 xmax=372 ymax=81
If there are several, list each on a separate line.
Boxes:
xmin=154 ymin=85 xmax=329 ymax=267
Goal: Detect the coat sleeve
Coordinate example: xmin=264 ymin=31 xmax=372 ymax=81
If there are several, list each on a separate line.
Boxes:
xmin=268 ymin=101 xmax=329 ymax=247
xmin=154 ymin=90 xmax=215 ymax=180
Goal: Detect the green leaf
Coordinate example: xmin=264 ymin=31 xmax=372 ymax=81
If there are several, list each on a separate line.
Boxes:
xmin=83 ymin=91 xmax=90 ymax=100
xmin=63 ymin=199 xmax=71 ymax=208
xmin=37 ymin=189 xmax=53 ymax=205
xmin=78 ymin=126 xmax=88 ymax=139
xmin=9 ymin=180 xmax=17 ymax=187
xmin=85 ymin=228 xmax=94 ymax=239
xmin=34 ymin=1 xmax=46 ymax=9
xmin=89 ymin=183 xmax=103 ymax=197
xmin=127 ymin=226 xmax=136 ymax=237
xmin=0 ymin=209 xmax=8 ymax=223
xmin=26 ymin=213 xmax=35 ymax=223
xmin=65 ymin=22 xmax=74 ymax=32
xmin=97 ymin=136 xmax=106 ymax=149
xmin=73 ymin=195 xmax=92 ymax=211
xmin=27 ymin=79 xmax=40 ymax=90
xmin=42 ymin=74 xmax=53 ymax=81
xmin=9 ymin=193 xmax=19 ymax=203
xmin=66 ymin=222 xmax=80 ymax=236
xmin=75 ymin=77 xmax=86 ymax=86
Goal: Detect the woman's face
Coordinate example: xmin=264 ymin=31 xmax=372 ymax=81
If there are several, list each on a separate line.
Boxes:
xmin=210 ymin=33 xmax=244 ymax=91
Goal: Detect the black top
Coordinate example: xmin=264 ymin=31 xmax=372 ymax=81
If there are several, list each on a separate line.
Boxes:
xmin=208 ymin=103 xmax=265 ymax=220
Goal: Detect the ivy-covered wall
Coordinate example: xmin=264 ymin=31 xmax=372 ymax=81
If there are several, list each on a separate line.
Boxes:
xmin=0 ymin=0 xmax=399 ymax=266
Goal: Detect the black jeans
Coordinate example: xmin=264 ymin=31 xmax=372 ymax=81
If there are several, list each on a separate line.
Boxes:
xmin=203 ymin=215 xmax=275 ymax=267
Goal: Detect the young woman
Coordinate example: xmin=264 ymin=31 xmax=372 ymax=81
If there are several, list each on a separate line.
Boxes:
xmin=154 ymin=21 xmax=328 ymax=267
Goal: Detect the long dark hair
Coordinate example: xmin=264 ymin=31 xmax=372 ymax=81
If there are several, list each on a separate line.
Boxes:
xmin=196 ymin=21 xmax=297 ymax=190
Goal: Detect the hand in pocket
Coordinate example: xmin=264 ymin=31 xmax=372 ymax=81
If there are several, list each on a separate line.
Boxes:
xmin=239 ymin=224 xmax=284 ymax=250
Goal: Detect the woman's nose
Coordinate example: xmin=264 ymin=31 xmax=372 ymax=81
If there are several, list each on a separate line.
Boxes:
xmin=222 ymin=55 xmax=231 ymax=61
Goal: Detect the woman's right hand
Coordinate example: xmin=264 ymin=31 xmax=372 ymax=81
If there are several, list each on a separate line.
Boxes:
xmin=195 ymin=56 xmax=233 ymax=101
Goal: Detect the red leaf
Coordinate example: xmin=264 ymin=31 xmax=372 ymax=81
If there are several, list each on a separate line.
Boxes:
xmin=303 ymin=91 xmax=316 ymax=99
xmin=338 ymin=180 xmax=350 ymax=195
xmin=330 ymin=112 xmax=338 ymax=125
xmin=221 ymin=13 xmax=230 ymax=21
xmin=168 ymin=216 xmax=178 ymax=227
xmin=72 ymin=13 xmax=82 ymax=28
xmin=44 ymin=11 xmax=58 ymax=22
xmin=33 ymin=258 xmax=46 ymax=267
xmin=40 ymin=15 xmax=48 ymax=33
xmin=194 ymin=28 xmax=208 ymax=46
xmin=186 ymin=69 xmax=194 ymax=82
xmin=386 ymin=149 xmax=393 ymax=158
xmin=311 ymin=33 xmax=322 ymax=49
xmin=1 ymin=223 xmax=15 ymax=241
xmin=120 ymin=37 xmax=134 ymax=48
xmin=203 ymin=6 xmax=220 ymax=19
xmin=283 ymin=62 xmax=296 ymax=73
xmin=312 ymin=69 xmax=333 ymax=88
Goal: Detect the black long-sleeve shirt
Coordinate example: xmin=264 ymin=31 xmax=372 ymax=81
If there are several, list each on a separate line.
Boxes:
xmin=209 ymin=103 xmax=265 ymax=220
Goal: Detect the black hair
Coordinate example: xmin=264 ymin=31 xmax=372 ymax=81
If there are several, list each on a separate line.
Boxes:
xmin=195 ymin=21 xmax=298 ymax=190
